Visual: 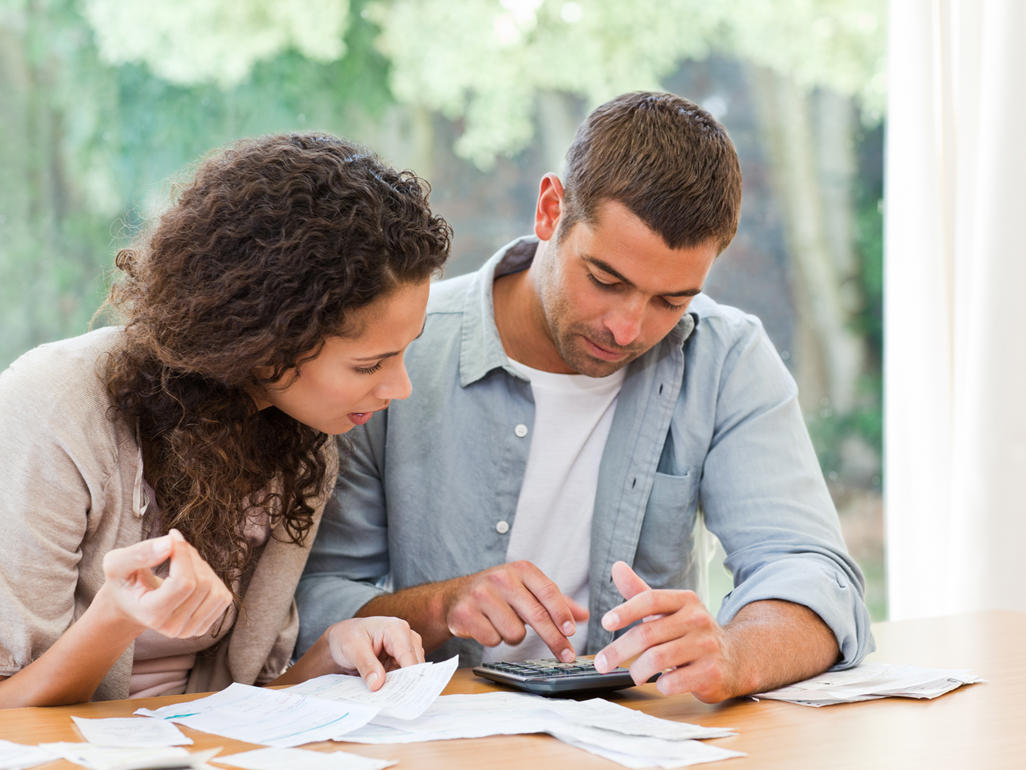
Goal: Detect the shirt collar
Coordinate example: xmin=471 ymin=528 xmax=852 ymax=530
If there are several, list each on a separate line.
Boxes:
xmin=456 ymin=235 xmax=699 ymax=387
xmin=458 ymin=237 xmax=535 ymax=387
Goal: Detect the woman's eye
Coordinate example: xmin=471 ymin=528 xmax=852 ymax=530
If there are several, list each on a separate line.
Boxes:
xmin=354 ymin=361 xmax=384 ymax=375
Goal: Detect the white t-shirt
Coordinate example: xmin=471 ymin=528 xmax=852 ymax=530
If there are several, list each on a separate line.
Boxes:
xmin=481 ymin=359 xmax=626 ymax=662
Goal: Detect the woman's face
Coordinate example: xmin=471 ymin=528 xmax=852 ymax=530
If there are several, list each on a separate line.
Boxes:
xmin=254 ymin=279 xmax=430 ymax=435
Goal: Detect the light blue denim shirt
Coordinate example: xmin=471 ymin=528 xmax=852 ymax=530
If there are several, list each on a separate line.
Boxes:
xmin=297 ymin=238 xmax=874 ymax=667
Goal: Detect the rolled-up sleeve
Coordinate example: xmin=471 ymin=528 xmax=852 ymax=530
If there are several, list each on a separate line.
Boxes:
xmin=698 ymin=315 xmax=874 ymax=668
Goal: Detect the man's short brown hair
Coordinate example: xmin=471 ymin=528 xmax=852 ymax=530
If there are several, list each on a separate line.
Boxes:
xmin=560 ymin=91 xmax=742 ymax=253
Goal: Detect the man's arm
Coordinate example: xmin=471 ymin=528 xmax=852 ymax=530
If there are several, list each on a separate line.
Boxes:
xmin=594 ymin=310 xmax=872 ymax=700
xmin=594 ymin=562 xmax=837 ymax=702
xmin=355 ymin=561 xmax=589 ymax=662
xmin=695 ymin=312 xmax=872 ymax=670
xmin=298 ymin=404 xmax=588 ymax=662
xmin=295 ymin=429 xmax=393 ymax=656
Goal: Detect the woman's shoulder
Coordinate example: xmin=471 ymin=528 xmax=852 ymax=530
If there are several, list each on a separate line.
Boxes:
xmin=0 ymin=327 xmax=125 ymax=440
xmin=2 ymin=327 xmax=120 ymax=394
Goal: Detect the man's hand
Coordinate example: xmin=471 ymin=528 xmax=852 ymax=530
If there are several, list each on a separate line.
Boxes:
xmin=441 ymin=561 xmax=589 ymax=662
xmin=593 ymin=561 xmax=742 ymax=702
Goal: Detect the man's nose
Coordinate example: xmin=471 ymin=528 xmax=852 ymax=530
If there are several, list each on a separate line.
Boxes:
xmin=604 ymin=301 xmax=645 ymax=347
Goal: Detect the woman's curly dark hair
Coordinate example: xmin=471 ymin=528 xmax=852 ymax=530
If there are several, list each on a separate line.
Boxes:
xmin=103 ymin=133 xmax=451 ymax=589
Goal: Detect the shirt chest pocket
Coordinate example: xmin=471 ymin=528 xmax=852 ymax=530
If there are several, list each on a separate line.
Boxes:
xmin=633 ymin=468 xmax=702 ymax=590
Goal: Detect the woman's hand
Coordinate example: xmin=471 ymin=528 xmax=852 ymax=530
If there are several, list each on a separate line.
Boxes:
xmin=97 ymin=528 xmax=233 ymax=638
xmin=324 ymin=616 xmax=425 ymax=691
xmin=276 ymin=616 xmax=425 ymax=691
xmin=0 ymin=528 xmax=233 ymax=708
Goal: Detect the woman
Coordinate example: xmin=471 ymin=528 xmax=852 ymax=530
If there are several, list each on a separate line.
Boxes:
xmin=0 ymin=133 xmax=451 ymax=707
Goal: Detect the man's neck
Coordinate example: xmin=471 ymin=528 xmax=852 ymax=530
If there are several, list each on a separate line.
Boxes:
xmin=492 ymin=254 xmax=573 ymax=374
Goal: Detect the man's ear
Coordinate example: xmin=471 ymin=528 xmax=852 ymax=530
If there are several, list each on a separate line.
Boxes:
xmin=533 ymin=173 xmax=565 ymax=242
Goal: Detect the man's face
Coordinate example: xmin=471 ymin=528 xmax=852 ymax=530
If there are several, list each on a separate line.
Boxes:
xmin=534 ymin=199 xmax=719 ymax=377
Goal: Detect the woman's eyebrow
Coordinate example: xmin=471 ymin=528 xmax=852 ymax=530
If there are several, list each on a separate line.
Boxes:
xmin=350 ymin=320 xmax=426 ymax=362
xmin=352 ymin=350 xmax=400 ymax=363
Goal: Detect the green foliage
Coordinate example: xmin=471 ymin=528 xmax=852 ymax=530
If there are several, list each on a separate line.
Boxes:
xmin=1 ymin=0 xmax=887 ymax=612
xmin=809 ymin=396 xmax=882 ymax=483
xmin=724 ymin=0 xmax=886 ymax=119
xmin=0 ymin=0 xmax=391 ymax=368
xmin=851 ymin=124 xmax=884 ymax=363
xmin=369 ymin=0 xmax=722 ymax=166
xmin=368 ymin=0 xmax=885 ymax=167
xmin=807 ymin=119 xmax=883 ymax=488
xmin=83 ymin=0 xmax=350 ymax=87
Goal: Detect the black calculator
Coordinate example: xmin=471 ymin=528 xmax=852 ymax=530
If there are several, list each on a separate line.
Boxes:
xmin=472 ymin=655 xmax=637 ymax=695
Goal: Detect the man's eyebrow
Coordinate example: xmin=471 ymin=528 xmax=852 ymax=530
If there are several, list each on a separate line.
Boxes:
xmin=584 ymin=256 xmax=703 ymax=297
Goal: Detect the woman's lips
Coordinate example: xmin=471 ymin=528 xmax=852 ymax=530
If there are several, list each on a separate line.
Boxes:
xmin=348 ymin=411 xmax=376 ymax=426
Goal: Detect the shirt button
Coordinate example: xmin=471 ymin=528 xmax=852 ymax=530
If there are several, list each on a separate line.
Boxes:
xmin=514 ymin=423 xmax=528 ymax=437
xmin=496 ymin=520 xmax=510 ymax=534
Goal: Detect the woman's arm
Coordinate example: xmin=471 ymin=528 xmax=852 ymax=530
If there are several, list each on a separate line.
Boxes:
xmin=0 ymin=530 xmax=232 ymax=708
xmin=0 ymin=582 xmax=150 ymax=707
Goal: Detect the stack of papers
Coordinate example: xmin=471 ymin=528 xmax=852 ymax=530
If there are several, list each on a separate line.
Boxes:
xmin=216 ymin=747 xmax=394 ymax=769
xmin=72 ymin=716 xmax=192 ymax=747
xmin=342 ymin=691 xmax=743 ymax=768
xmin=136 ymin=657 xmax=458 ymax=747
xmin=0 ymin=655 xmax=992 ymax=769
xmin=1 ymin=741 xmax=390 ymax=770
xmin=288 ymin=655 xmax=458 ymax=719
xmin=137 ymin=683 xmax=379 ymax=747
xmin=3 ymin=743 xmax=220 ymax=770
xmin=9 ymin=655 xmax=739 ymax=769
xmin=133 ymin=655 xmax=740 ymax=768
xmin=0 ymin=739 xmax=61 ymax=770
xmin=754 ymin=662 xmax=984 ymax=706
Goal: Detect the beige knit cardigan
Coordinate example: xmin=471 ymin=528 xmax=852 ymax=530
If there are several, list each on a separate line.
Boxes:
xmin=0 ymin=327 xmax=338 ymax=700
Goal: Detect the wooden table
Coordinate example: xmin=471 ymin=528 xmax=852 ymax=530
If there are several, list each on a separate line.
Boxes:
xmin=2 ymin=611 xmax=1023 ymax=769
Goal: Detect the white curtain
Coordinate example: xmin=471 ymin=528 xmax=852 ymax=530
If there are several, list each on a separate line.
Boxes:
xmin=885 ymin=0 xmax=1026 ymax=619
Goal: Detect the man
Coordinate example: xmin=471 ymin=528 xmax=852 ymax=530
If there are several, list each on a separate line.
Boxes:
xmin=297 ymin=91 xmax=873 ymax=702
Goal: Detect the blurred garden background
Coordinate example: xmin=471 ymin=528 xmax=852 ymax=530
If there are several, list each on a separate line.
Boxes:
xmin=0 ymin=0 xmax=887 ymax=618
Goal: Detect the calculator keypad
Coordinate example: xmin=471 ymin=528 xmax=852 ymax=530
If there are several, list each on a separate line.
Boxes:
xmin=472 ymin=655 xmax=637 ymax=694
xmin=479 ymin=657 xmax=606 ymax=679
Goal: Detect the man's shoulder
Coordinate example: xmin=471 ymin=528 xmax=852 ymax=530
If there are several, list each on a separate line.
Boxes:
xmin=688 ymin=294 xmax=765 ymax=348
xmin=679 ymin=295 xmax=793 ymax=395
xmin=426 ymin=270 xmax=477 ymax=315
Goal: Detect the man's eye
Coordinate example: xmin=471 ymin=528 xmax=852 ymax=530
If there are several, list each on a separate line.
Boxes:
xmin=587 ymin=273 xmax=615 ymax=289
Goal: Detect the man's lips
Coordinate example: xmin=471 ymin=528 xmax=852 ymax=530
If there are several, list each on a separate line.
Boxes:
xmin=582 ymin=335 xmax=629 ymax=362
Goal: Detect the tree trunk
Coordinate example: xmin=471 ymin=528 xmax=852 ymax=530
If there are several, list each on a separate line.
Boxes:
xmin=746 ymin=64 xmax=867 ymax=417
